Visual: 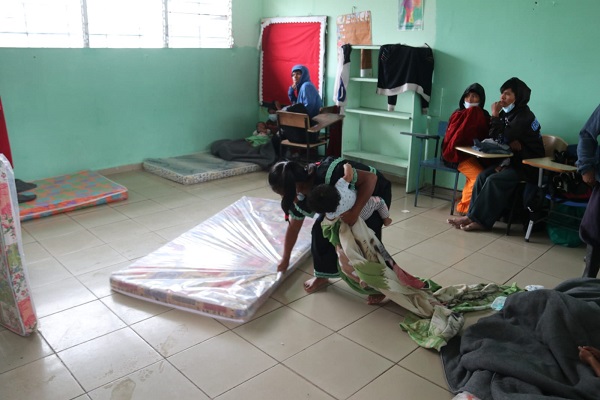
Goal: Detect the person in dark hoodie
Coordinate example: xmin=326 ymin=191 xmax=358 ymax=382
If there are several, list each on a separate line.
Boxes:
xmin=441 ymin=83 xmax=490 ymax=214
xmin=447 ymin=77 xmax=545 ymax=231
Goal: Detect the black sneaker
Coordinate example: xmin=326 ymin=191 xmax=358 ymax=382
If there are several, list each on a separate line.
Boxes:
xmin=15 ymin=179 xmax=37 ymax=193
xmin=17 ymin=193 xmax=37 ymax=203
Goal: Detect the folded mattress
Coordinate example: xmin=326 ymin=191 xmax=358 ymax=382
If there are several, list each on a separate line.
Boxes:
xmin=110 ymin=196 xmax=313 ymax=322
xmin=143 ymin=152 xmax=262 ymax=185
xmin=0 ymin=155 xmax=38 ymax=336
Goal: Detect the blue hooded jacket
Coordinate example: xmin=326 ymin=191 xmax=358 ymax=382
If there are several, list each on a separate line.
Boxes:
xmin=288 ymin=64 xmax=323 ymax=119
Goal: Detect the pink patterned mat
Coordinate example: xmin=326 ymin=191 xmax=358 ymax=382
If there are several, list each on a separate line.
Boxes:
xmin=19 ymin=170 xmax=128 ymax=221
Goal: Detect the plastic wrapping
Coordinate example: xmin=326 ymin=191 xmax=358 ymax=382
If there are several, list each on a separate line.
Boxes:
xmin=0 ymin=154 xmax=38 ymax=335
xmin=18 ymin=170 xmax=128 ymax=221
xmin=110 ymin=196 xmax=313 ymax=322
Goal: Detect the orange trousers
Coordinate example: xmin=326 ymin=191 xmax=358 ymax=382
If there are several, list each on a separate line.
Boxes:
xmin=456 ymin=157 xmax=484 ymax=214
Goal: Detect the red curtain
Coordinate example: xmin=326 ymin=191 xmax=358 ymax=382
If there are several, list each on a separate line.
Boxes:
xmin=0 ymin=97 xmax=13 ymax=167
xmin=261 ymin=22 xmax=322 ymax=106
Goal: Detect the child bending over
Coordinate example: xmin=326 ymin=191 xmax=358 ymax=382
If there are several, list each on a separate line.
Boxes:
xmin=308 ymin=163 xmax=392 ymax=226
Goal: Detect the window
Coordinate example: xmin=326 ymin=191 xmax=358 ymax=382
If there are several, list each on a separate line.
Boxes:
xmin=0 ymin=0 xmax=233 ymax=48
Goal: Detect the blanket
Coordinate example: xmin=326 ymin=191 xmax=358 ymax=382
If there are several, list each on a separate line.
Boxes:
xmin=210 ymin=138 xmax=276 ymax=169
xmin=441 ymin=278 xmax=600 ymax=400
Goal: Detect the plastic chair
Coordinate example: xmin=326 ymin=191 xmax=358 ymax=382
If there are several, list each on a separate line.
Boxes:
xmin=411 ymin=121 xmax=460 ymax=214
xmin=277 ymin=110 xmax=328 ymax=164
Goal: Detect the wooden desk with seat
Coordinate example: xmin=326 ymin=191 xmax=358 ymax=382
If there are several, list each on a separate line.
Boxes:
xmin=455 ymin=146 xmax=513 ymax=159
xmin=278 ymin=111 xmax=344 ymax=163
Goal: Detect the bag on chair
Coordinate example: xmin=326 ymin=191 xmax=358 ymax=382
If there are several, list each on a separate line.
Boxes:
xmin=580 ymin=184 xmax=600 ymax=247
xmin=551 ymin=172 xmax=592 ymax=202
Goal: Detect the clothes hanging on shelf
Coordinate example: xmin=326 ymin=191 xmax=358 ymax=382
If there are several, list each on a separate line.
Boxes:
xmin=376 ymin=44 xmax=434 ymax=114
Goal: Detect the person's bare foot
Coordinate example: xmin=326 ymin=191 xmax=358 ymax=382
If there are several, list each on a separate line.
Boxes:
xmin=304 ymin=277 xmax=330 ymax=293
xmin=383 ymin=217 xmax=392 ymax=226
xmin=447 ymin=216 xmax=470 ymax=229
xmin=460 ymin=221 xmax=486 ymax=231
xmin=367 ymin=293 xmax=386 ymax=305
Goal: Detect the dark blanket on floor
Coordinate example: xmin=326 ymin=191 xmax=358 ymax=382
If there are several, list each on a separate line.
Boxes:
xmin=210 ymin=139 xmax=276 ymax=169
xmin=441 ymin=278 xmax=600 ymax=400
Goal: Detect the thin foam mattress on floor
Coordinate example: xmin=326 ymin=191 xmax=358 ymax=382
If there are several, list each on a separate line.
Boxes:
xmin=19 ymin=170 xmax=128 ymax=222
xmin=143 ymin=152 xmax=262 ymax=185
xmin=110 ymin=196 xmax=313 ymax=322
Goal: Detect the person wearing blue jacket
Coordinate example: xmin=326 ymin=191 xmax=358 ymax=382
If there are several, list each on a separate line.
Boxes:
xmin=577 ymin=104 xmax=600 ymax=277
xmin=286 ymin=64 xmax=323 ymax=120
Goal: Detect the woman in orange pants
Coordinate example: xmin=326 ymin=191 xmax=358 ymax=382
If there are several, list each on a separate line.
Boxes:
xmin=441 ymin=83 xmax=490 ymax=214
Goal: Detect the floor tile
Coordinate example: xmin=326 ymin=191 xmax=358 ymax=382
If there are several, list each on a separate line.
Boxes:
xmin=405 ymin=237 xmax=473 ymax=266
xmin=168 ymin=331 xmax=277 ymax=398
xmin=527 ymin=244 xmax=587 ymax=280
xmin=26 ymin=257 xmax=72 ymax=288
xmin=0 ymin=330 xmax=53 ymax=374
xmin=284 ymin=333 xmax=393 ymax=399
xmin=39 ymin=300 xmax=126 ymax=352
xmin=234 ymin=307 xmax=333 ymax=361
xmin=509 ymin=267 xmax=564 ymax=289
xmin=100 ymin=292 xmax=172 ymax=325
xmin=107 ymin=231 xmax=167 ymax=260
xmin=270 ymin=269 xmax=313 ymax=305
xmin=348 ymin=365 xmax=453 ymax=400
xmin=339 ymin=307 xmax=418 ymax=362
xmin=382 ymin=224 xmax=430 ymax=251
xmin=56 ymin=244 xmax=127 ymax=276
xmin=0 ymin=355 xmax=84 ymax=400
xmin=395 ymin=215 xmax=453 ymax=237
xmin=390 ymin=251 xmax=448 ymax=280
xmin=288 ymin=285 xmax=376 ymax=331
xmin=215 ymin=364 xmax=335 ymax=400
xmin=87 ymin=360 xmax=210 ymax=400
xmin=70 ymin=206 xmax=128 ymax=229
xmin=59 ymin=328 xmax=162 ymax=391
xmin=77 ymin=261 xmax=134 ymax=298
xmin=478 ymin=236 xmax=547 ymax=267
xmin=31 ymin=277 xmax=97 ymax=318
xmin=89 ymin=219 xmax=151 ymax=243
xmin=22 ymin=215 xmax=84 ymax=241
xmin=398 ymin=347 xmax=449 ymax=388
xmin=452 ymin=252 xmax=524 ymax=284
xmin=131 ymin=309 xmax=227 ymax=357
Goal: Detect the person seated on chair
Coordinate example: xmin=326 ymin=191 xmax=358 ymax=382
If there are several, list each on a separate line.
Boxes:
xmin=441 ymin=83 xmax=491 ymax=215
xmin=447 ymin=77 xmax=545 ymax=231
xmin=274 ymin=64 xmax=323 ymax=120
xmin=268 ymin=157 xmax=391 ymax=304
xmin=577 ymin=103 xmax=600 ymax=278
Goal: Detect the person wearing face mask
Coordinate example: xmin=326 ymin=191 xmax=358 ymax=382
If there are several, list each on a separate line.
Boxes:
xmin=441 ymin=83 xmax=491 ymax=214
xmin=447 ymin=77 xmax=545 ymax=231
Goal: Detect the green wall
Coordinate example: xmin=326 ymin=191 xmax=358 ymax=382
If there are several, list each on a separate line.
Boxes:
xmin=2 ymin=0 xmax=599 ymax=181
xmin=263 ymin=0 xmax=600 ymax=189
xmin=0 ymin=0 xmax=263 ymax=180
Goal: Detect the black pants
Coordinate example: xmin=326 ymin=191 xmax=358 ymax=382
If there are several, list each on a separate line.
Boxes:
xmin=311 ymin=170 xmax=392 ymax=278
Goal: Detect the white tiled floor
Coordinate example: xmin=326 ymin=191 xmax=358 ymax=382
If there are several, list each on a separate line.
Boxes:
xmin=0 ymin=169 xmax=588 ymax=399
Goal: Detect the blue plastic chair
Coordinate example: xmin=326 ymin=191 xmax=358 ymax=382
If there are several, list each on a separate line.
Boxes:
xmin=411 ymin=121 xmax=460 ymax=214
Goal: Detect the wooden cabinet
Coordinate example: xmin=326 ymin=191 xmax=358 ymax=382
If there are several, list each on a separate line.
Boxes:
xmin=341 ymin=45 xmax=429 ymax=192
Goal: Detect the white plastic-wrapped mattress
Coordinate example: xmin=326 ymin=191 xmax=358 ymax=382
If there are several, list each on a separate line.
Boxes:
xmin=110 ymin=196 xmax=313 ymax=322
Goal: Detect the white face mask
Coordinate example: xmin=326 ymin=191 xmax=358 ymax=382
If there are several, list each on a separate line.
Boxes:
xmin=464 ymin=101 xmax=479 ymax=109
xmin=502 ymin=103 xmax=515 ymax=113
xmin=268 ymin=113 xmax=277 ymax=122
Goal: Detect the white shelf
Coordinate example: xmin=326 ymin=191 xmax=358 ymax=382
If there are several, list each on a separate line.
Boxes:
xmin=351 ymin=45 xmax=380 ymax=50
xmin=345 ymin=107 xmax=412 ymax=120
xmin=343 ymin=151 xmax=409 ymax=169
xmin=350 ymin=77 xmax=378 ymax=83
